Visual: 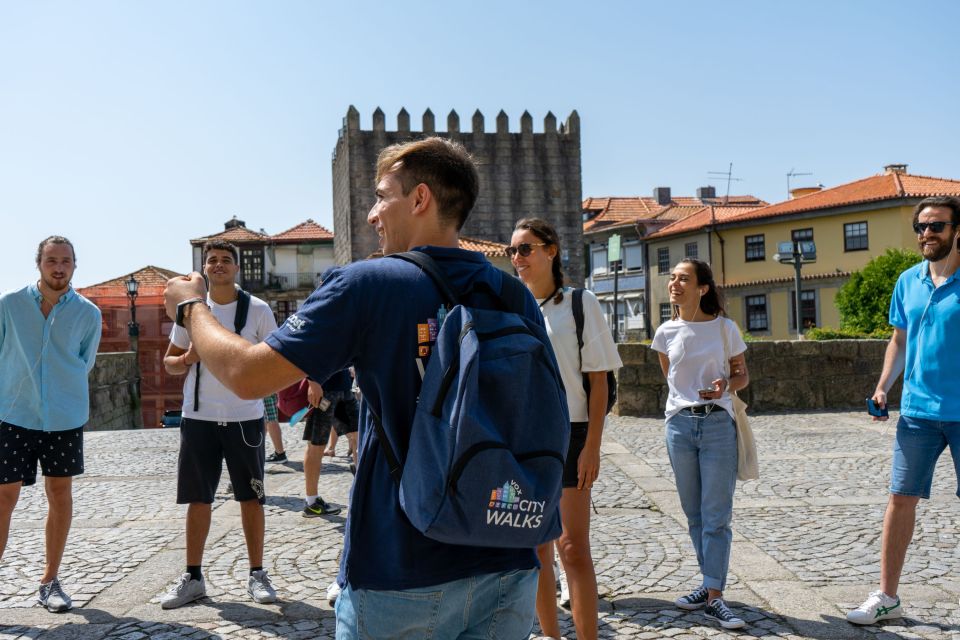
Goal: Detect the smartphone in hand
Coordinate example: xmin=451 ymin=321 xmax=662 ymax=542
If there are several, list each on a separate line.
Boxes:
xmin=866 ymin=398 xmax=889 ymax=418
xmin=698 ymin=388 xmax=716 ymax=398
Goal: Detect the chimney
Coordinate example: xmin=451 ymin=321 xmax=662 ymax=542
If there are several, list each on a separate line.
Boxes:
xmin=696 ymin=186 xmax=716 ymax=200
xmin=884 ymin=163 xmax=908 ymax=175
xmin=224 ymin=216 xmax=246 ymax=230
xmin=653 ymin=187 xmax=672 ymax=206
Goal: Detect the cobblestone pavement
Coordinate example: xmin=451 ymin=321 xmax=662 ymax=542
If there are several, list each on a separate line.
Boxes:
xmin=1 ymin=412 xmax=958 ymax=639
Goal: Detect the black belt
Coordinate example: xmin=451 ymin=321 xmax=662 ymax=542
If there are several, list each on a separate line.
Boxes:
xmin=683 ymin=404 xmax=716 ymax=416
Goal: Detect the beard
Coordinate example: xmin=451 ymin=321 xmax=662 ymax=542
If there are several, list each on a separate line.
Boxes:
xmin=40 ymin=273 xmax=71 ymax=292
xmin=919 ymin=237 xmax=954 ymax=262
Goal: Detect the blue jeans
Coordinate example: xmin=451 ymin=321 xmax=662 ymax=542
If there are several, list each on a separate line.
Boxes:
xmin=665 ymin=408 xmax=738 ymax=592
xmin=334 ymin=569 xmax=538 ymax=640
xmin=890 ymin=415 xmax=960 ymax=499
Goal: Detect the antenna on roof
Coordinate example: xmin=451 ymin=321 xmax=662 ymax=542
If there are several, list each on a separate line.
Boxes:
xmin=786 ymin=168 xmax=813 ymax=198
xmin=707 ymin=162 xmax=743 ymax=204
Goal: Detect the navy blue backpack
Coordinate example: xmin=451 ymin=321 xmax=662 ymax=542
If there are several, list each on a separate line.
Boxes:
xmin=373 ymin=251 xmax=570 ymax=548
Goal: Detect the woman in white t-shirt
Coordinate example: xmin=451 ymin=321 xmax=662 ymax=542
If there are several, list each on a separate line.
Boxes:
xmin=511 ymin=218 xmax=622 ymax=640
xmin=650 ymin=259 xmax=749 ymax=630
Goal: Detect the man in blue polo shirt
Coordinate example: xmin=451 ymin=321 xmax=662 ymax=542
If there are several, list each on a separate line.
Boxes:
xmin=848 ymin=196 xmax=960 ymax=625
xmin=164 ymin=137 xmax=546 ymax=638
xmin=0 ymin=236 xmax=101 ymax=613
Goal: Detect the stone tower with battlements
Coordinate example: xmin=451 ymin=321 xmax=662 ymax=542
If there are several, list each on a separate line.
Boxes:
xmin=331 ymin=105 xmax=584 ymax=284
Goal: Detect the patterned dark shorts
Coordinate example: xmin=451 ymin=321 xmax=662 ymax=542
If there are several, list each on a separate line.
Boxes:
xmin=0 ymin=422 xmax=84 ymax=486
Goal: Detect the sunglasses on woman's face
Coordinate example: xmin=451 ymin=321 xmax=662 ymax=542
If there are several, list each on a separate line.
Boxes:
xmin=506 ymin=242 xmax=547 ymax=258
xmin=913 ymin=221 xmax=955 ymax=234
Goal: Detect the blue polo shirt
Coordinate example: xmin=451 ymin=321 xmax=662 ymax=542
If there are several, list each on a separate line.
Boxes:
xmin=0 ymin=284 xmax=101 ymax=431
xmin=889 ymin=261 xmax=960 ymax=420
xmin=265 ymin=246 xmax=543 ymax=590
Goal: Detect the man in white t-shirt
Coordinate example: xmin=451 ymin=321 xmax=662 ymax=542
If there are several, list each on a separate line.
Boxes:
xmin=159 ymin=240 xmax=279 ymax=609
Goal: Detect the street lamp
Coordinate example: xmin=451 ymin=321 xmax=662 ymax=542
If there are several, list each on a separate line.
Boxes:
xmin=773 ymin=241 xmax=816 ymax=339
xmin=125 ymin=274 xmax=139 ymax=351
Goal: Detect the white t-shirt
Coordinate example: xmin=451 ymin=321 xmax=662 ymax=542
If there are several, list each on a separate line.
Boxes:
xmin=537 ymin=287 xmax=623 ymax=423
xmin=651 ymin=315 xmax=747 ymax=419
xmin=170 ymin=293 xmax=278 ymax=422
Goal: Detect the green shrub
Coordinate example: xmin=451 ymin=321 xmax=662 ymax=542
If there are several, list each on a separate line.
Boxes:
xmin=835 ymin=248 xmax=921 ymax=334
xmin=806 ymin=326 xmax=892 ymax=340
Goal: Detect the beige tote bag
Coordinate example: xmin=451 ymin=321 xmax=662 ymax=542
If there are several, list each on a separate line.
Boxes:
xmin=722 ymin=321 xmax=759 ymax=481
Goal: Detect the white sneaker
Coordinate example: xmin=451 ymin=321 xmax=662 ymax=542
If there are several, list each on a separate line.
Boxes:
xmin=704 ymin=597 xmax=746 ymax=630
xmin=846 ymin=590 xmax=902 ymax=625
xmin=37 ymin=577 xmax=72 ymax=613
xmin=558 ymin=569 xmax=570 ymax=608
xmin=247 ymin=569 xmax=277 ymax=604
xmin=326 ymin=581 xmax=342 ymax=605
xmin=160 ymin=573 xmax=206 ymax=609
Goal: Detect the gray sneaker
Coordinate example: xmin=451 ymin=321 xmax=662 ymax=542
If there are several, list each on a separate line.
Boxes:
xmin=247 ymin=569 xmax=277 ymax=604
xmin=38 ymin=577 xmax=72 ymax=613
xmin=160 ymin=573 xmax=206 ymax=609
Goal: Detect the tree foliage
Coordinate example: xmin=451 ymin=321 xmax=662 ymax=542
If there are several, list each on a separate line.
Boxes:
xmin=834 ymin=248 xmax=921 ymax=334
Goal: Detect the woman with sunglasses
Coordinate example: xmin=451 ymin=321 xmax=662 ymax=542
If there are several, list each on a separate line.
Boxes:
xmin=651 ymin=259 xmax=749 ymax=630
xmin=510 ymin=218 xmax=622 ymax=640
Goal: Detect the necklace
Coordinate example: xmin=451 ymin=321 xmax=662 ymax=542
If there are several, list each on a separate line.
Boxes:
xmin=538 ymin=287 xmax=560 ymax=309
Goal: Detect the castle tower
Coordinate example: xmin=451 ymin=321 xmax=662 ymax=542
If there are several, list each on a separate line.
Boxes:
xmin=331 ymin=106 xmax=584 ymax=284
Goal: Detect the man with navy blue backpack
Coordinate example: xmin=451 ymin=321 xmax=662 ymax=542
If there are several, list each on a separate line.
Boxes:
xmin=163 ymin=137 xmax=560 ymax=638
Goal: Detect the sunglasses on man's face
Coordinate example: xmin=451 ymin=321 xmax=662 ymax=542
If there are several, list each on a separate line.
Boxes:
xmin=913 ymin=221 xmax=956 ymax=234
xmin=506 ymin=242 xmax=547 ymax=258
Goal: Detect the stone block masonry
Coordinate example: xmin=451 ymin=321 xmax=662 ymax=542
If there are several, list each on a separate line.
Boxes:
xmin=88 ymin=351 xmax=143 ymax=430
xmin=332 ymin=106 xmax=585 ymax=284
xmin=614 ymin=340 xmax=902 ymax=416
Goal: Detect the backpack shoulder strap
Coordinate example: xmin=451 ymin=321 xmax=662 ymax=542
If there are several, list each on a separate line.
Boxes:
xmin=234 ymin=288 xmax=251 ymax=335
xmin=388 ymin=251 xmax=459 ymax=307
xmin=572 ymin=288 xmax=585 ymax=371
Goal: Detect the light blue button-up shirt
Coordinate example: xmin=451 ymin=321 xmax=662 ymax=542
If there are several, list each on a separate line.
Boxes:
xmin=0 ymin=284 xmax=101 ymax=431
xmin=889 ymin=261 xmax=960 ymax=421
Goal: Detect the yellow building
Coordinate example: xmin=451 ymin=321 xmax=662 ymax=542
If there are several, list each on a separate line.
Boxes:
xmin=644 ymin=165 xmax=960 ymax=339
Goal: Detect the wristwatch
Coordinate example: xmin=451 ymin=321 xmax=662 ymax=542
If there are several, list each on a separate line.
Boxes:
xmin=175 ymin=297 xmax=206 ymax=327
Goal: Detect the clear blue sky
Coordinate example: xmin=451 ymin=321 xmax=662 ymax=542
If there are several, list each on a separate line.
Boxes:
xmin=2 ymin=1 xmax=957 ymax=292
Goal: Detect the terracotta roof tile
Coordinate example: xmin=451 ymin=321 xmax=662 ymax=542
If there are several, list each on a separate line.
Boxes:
xmin=459 ymin=236 xmax=508 ymax=256
xmin=78 ymin=265 xmax=186 ymax=299
xmin=583 ymin=195 xmax=765 ymax=233
xmin=728 ymin=172 xmax=960 ymax=223
xmin=271 ymin=219 xmax=334 ymax=243
xmin=644 ymin=205 xmax=765 ymax=240
xmin=721 ymin=271 xmax=851 ymax=290
xmin=190 ymin=225 xmax=269 ymax=245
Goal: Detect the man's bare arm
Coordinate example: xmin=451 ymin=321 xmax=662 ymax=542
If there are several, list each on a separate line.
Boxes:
xmin=164 ymin=273 xmax=305 ymax=398
xmin=872 ymin=327 xmax=906 ymax=419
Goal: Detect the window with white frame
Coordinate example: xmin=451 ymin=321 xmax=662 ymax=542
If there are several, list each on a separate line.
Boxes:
xmin=659 ymin=303 xmax=672 ymax=325
xmin=657 ymin=247 xmax=670 ymax=274
xmin=623 ymin=242 xmax=643 ymax=272
xmin=745 ymin=295 xmax=768 ymax=332
xmin=591 ymin=245 xmax=607 ymax=276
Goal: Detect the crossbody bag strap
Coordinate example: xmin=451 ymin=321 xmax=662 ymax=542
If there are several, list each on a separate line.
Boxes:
xmin=572 ymin=288 xmax=585 ymax=372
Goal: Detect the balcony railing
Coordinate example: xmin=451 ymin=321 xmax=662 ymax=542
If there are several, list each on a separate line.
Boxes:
xmin=267 ymin=272 xmax=321 ymax=290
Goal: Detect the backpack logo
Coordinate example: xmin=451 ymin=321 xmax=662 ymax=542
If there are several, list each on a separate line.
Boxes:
xmin=486 ymin=480 xmax=545 ymax=529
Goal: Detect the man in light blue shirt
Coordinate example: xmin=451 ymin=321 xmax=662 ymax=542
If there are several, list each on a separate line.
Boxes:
xmin=848 ymin=196 xmax=960 ymax=625
xmin=0 ymin=236 xmax=101 ymax=613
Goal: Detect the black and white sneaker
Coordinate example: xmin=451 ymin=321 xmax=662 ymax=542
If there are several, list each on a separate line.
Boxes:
xmin=675 ymin=585 xmax=709 ymax=610
xmin=265 ymin=451 xmax=287 ymax=463
xmin=704 ymin=597 xmax=745 ymax=629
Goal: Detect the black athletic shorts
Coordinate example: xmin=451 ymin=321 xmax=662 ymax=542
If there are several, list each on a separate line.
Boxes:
xmin=302 ymin=391 xmax=360 ymax=446
xmin=177 ymin=417 xmax=265 ymax=504
xmin=562 ymin=422 xmax=589 ymax=489
xmin=0 ymin=422 xmax=84 ymax=486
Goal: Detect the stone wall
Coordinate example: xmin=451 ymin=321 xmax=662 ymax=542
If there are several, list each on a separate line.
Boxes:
xmin=615 ymin=340 xmax=901 ymax=416
xmin=88 ymin=352 xmax=143 ymax=431
xmin=331 ymin=106 xmax=585 ymax=284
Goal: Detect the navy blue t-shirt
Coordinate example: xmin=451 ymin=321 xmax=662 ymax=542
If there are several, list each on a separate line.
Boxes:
xmin=320 ymin=368 xmax=352 ymax=394
xmin=265 ymin=246 xmax=544 ymax=590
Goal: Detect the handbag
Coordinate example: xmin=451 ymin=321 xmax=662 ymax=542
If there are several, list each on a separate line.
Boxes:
xmin=721 ymin=320 xmax=759 ymax=481
xmin=277 ymin=379 xmax=309 ymax=416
